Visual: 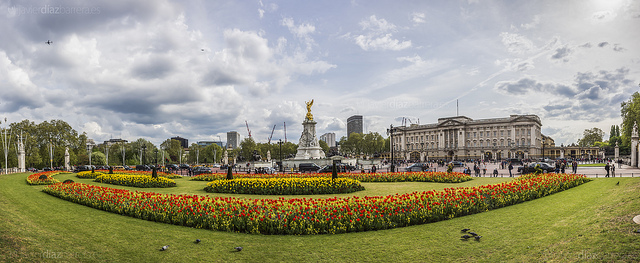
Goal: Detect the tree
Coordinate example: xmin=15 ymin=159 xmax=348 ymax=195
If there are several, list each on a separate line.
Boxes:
xmin=577 ymin=128 xmax=604 ymax=147
xmin=319 ymin=140 xmax=329 ymax=154
xmin=620 ymin=92 xmax=640 ymax=154
xmin=91 ymin=151 xmax=106 ymax=165
xmin=240 ymin=137 xmax=258 ymax=161
xmin=160 ymin=139 xmax=182 ymax=163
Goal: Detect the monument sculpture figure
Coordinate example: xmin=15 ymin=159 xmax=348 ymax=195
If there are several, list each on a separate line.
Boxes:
xmin=295 ymin=99 xmax=325 ymax=159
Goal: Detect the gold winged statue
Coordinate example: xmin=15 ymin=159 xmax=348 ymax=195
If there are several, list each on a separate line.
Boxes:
xmin=305 ymin=99 xmax=314 ymax=121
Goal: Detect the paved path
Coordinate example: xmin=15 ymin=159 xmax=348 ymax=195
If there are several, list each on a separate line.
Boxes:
xmin=175 ymin=162 xmax=640 ymax=179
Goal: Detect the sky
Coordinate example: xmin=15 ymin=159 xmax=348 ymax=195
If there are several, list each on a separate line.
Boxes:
xmin=0 ymin=0 xmax=639 ymax=147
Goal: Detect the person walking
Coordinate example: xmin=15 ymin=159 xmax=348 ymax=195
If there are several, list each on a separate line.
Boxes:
xmin=482 ymin=162 xmax=487 ymax=176
xmin=611 ymin=164 xmax=615 ymax=177
xmin=573 ymin=160 xmax=578 ymax=173
xmin=493 ymin=168 xmax=499 ymax=177
xmin=560 ymin=162 xmax=565 ymax=174
xmin=604 ymin=162 xmax=610 ymax=177
xmin=508 ymin=162 xmax=513 ymax=177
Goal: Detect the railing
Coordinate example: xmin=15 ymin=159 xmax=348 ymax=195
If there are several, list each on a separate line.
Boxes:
xmin=0 ymin=167 xmax=22 ymax=175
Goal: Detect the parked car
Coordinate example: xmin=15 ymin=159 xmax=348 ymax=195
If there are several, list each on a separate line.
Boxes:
xmin=506 ymin=158 xmax=524 ymax=166
xmin=298 ymin=163 xmax=321 ymax=172
xmin=318 ymin=163 xmax=352 ymax=173
xmin=179 ymin=164 xmax=190 ymax=169
xmin=449 ymin=161 xmax=464 ymax=167
xmin=42 ymin=167 xmax=53 ymax=172
xmin=166 ymin=164 xmax=179 ymax=171
xmin=518 ymin=163 xmax=555 ymax=174
xmin=74 ymin=165 xmax=92 ymax=172
xmin=193 ymin=167 xmax=212 ymax=175
xmin=136 ymin=165 xmax=150 ymax=171
xmin=405 ymin=163 xmax=430 ymax=172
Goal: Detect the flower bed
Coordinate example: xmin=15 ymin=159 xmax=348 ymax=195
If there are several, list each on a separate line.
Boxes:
xmin=191 ymin=171 xmax=471 ymax=183
xmin=43 ymin=173 xmax=589 ymax=235
xmin=95 ymin=173 xmax=176 ymax=188
xmin=77 ymin=171 xmax=104 ymax=179
xmin=94 ymin=170 xmax=182 ymax=179
xmin=26 ymin=171 xmax=70 ymax=185
xmin=204 ymin=178 xmax=365 ymax=195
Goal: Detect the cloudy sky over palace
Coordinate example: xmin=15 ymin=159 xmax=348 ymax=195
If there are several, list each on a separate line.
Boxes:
xmin=1 ymin=0 xmax=639 ymax=146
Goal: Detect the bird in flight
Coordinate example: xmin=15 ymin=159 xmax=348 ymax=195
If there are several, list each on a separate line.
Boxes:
xmin=46 ymin=40 xmax=53 ymax=45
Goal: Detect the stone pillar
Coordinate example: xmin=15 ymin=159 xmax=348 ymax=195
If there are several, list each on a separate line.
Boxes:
xmin=560 ymin=149 xmax=564 ymax=159
xmin=631 ymin=122 xmax=638 ymax=167
xmin=64 ymin=147 xmax=71 ymax=171
xmin=222 ymin=151 xmax=229 ymax=165
xmin=18 ymin=140 xmax=25 ymax=172
xmin=267 ymin=150 xmax=271 ymax=162
xmin=614 ymin=142 xmax=619 ymax=160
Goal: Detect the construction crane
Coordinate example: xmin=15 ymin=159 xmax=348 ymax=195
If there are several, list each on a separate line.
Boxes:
xmin=245 ymin=120 xmax=252 ymax=138
xmin=267 ymin=125 xmax=276 ymax=144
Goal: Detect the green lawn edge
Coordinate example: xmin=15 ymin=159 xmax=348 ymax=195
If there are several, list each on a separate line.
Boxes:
xmin=1 ymin=173 xmax=639 ymax=262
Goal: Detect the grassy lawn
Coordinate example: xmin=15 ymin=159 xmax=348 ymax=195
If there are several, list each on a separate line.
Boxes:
xmin=1 ymin=173 xmax=639 ymax=262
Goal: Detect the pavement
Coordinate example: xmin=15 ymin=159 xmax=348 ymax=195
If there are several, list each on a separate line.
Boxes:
xmin=173 ymin=162 xmax=640 ymax=178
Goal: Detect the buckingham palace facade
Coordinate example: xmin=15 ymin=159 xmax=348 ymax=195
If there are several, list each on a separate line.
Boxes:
xmin=390 ymin=115 xmax=543 ymax=161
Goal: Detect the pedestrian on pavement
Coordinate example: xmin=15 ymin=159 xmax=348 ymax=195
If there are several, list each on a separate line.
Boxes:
xmin=493 ymin=168 xmax=499 ymax=177
xmin=573 ymin=160 xmax=578 ymax=173
xmin=508 ymin=162 xmax=513 ymax=177
xmin=605 ymin=162 xmax=610 ymax=177
xmin=611 ymin=164 xmax=615 ymax=177
xmin=482 ymin=162 xmax=487 ymax=176
xmin=560 ymin=162 xmax=565 ymax=174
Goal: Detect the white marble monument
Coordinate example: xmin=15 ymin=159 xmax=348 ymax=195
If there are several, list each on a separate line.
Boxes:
xmin=295 ymin=100 xmax=326 ymax=159
xmin=18 ymin=138 xmax=25 ymax=172
xmin=64 ymin=147 xmax=71 ymax=171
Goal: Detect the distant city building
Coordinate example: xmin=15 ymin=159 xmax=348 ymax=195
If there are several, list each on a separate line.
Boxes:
xmin=103 ymin=138 xmax=128 ymax=147
xmin=197 ymin=141 xmax=224 ymax=148
xmin=171 ymin=136 xmax=189 ymax=148
xmin=390 ymin=115 xmax=545 ymax=161
xmin=227 ymin=131 xmax=241 ymax=149
xmin=347 ymin=115 xmax=363 ymax=138
xmin=320 ymin=133 xmax=336 ymax=147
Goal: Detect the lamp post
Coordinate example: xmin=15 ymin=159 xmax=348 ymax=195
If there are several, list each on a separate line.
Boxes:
xmin=105 ymin=143 xmax=109 ymax=167
xmin=278 ymin=139 xmax=283 ymax=172
xmin=387 ymin=124 xmax=395 ymax=172
xmin=86 ymin=143 xmax=93 ymax=166
xmin=1 ymin=118 xmax=12 ymax=173
xmin=121 ymin=142 xmax=126 ymax=166
xmin=141 ymin=144 xmax=147 ymax=166
xmin=48 ymin=139 xmax=53 ymax=170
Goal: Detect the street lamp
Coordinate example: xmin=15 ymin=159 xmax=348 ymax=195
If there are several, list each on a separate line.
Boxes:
xmin=278 ymin=139 xmax=283 ymax=172
xmin=1 ymin=118 xmax=12 ymax=173
xmin=387 ymin=124 xmax=395 ymax=172
xmin=86 ymin=143 xmax=93 ymax=166
xmin=141 ymin=144 xmax=147 ymax=165
xmin=121 ymin=142 xmax=126 ymax=166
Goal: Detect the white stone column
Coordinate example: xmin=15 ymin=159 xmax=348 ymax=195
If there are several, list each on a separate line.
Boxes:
xmin=632 ymin=122 xmax=639 ymax=167
xmin=64 ymin=147 xmax=70 ymax=171
xmin=18 ymin=140 xmax=25 ymax=172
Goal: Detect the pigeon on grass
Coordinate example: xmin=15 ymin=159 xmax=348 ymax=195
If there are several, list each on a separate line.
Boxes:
xmin=234 ymin=247 xmax=243 ymax=252
xmin=160 ymin=245 xmax=169 ymax=251
xmin=195 ymin=239 xmax=201 ymax=244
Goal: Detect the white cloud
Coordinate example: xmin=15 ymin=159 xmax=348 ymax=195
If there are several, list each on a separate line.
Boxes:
xmin=500 ymin=32 xmax=536 ymax=54
xmin=411 ymin=12 xmax=426 ymax=24
xmin=352 ymin=15 xmax=411 ymax=51
xmin=521 ymin=15 xmax=540 ymax=29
